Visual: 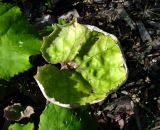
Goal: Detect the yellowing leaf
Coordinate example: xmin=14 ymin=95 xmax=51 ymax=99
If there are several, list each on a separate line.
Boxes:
xmin=35 ymin=20 xmax=127 ymax=106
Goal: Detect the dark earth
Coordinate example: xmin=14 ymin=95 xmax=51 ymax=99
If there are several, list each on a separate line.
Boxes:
xmin=0 ymin=0 xmax=160 ymax=130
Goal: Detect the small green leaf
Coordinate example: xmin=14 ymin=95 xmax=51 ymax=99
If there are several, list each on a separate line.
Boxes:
xmin=38 ymin=103 xmax=98 ymax=130
xmin=36 ymin=20 xmax=127 ymax=106
xmin=8 ymin=122 xmax=34 ymax=130
xmin=58 ymin=18 xmax=66 ymax=25
xmin=0 ymin=3 xmax=41 ymax=80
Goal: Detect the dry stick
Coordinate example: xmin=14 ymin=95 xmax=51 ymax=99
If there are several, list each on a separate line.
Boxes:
xmin=117 ymin=7 xmax=136 ymax=30
xmin=139 ymin=20 xmax=160 ymax=49
xmin=147 ymin=20 xmax=160 ymax=29
xmin=136 ymin=21 xmax=152 ymax=43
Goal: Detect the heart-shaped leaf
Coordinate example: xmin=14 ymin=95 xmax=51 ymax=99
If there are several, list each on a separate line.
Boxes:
xmin=0 ymin=3 xmax=41 ymax=80
xmin=35 ymin=20 xmax=127 ymax=106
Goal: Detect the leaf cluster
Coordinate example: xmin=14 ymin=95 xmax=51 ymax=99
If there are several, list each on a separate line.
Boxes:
xmin=0 ymin=3 xmax=127 ymax=130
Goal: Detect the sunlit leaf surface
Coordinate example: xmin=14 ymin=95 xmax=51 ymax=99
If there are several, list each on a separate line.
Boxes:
xmin=35 ymin=20 xmax=127 ymax=106
xmin=0 ymin=3 xmax=41 ymax=80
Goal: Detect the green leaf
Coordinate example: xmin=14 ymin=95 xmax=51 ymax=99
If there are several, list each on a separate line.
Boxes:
xmin=35 ymin=64 xmax=94 ymax=107
xmin=58 ymin=18 xmax=66 ymax=25
xmin=0 ymin=3 xmax=41 ymax=80
xmin=38 ymin=103 xmax=99 ymax=130
xmin=35 ymin=19 xmax=127 ymax=106
xmin=8 ymin=122 xmax=34 ymax=130
xmin=41 ymin=19 xmax=91 ymax=64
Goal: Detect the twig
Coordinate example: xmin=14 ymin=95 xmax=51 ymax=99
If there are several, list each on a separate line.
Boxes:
xmin=147 ymin=20 xmax=160 ymax=29
xmin=117 ymin=7 xmax=136 ymax=30
xmin=136 ymin=21 xmax=152 ymax=43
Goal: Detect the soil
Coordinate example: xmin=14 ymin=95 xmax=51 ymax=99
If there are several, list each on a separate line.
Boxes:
xmin=0 ymin=0 xmax=160 ymax=130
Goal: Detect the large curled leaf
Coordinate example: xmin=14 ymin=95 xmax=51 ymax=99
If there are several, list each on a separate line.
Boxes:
xmin=0 ymin=3 xmax=41 ymax=80
xmin=35 ymin=20 xmax=127 ymax=106
xmin=39 ymin=103 xmax=99 ymax=130
xmin=8 ymin=122 xmax=34 ymax=130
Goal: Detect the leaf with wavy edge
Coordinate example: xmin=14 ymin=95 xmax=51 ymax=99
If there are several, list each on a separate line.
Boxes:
xmin=41 ymin=20 xmax=91 ymax=64
xmin=0 ymin=3 xmax=41 ymax=80
xmin=35 ymin=20 xmax=127 ymax=107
